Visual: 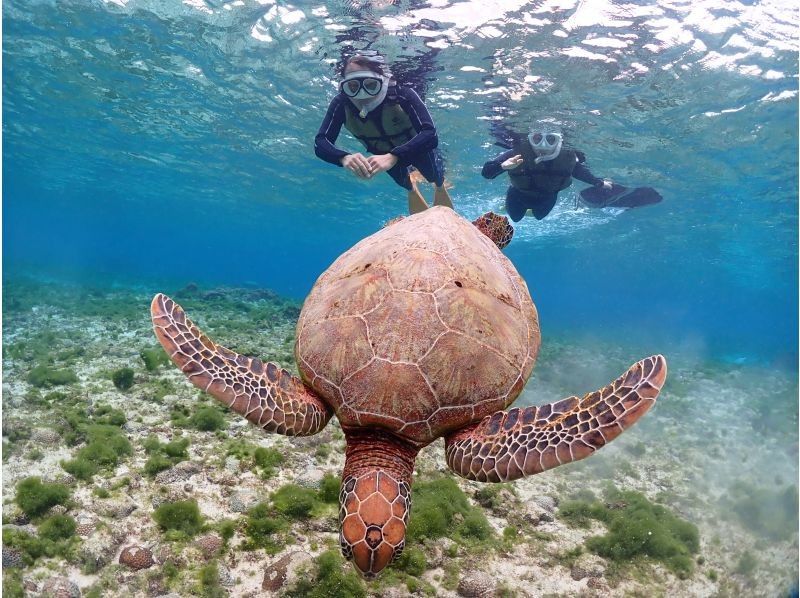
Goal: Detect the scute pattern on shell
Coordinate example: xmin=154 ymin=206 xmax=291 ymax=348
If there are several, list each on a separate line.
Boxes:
xmin=297 ymin=208 xmax=540 ymax=445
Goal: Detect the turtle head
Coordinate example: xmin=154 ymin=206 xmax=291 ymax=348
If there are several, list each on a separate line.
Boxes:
xmin=339 ymin=430 xmax=418 ymax=578
xmin=339 ymin=470 xmax=410 ymax=578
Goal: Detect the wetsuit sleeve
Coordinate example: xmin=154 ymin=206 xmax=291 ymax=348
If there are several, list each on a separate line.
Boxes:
xmin=573 ymin=159 xmax=604 ymax=186
xmin=314 ymin=96 xmax=350 ymax=166
xmin=481 ymin=149 xmax=518 ymax=179
xmin=389 ymin=88 xmax=438 ymax=160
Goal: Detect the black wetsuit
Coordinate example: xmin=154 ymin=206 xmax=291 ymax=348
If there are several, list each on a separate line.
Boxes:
xmin=482 ymin=148 xmax=604 ymax=221
xmin=314 ymin=86 xmax=444 ymax=189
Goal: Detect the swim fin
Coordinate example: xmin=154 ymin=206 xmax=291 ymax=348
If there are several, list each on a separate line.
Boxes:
xmin=580 ymin=183 xmax=663 ymax=208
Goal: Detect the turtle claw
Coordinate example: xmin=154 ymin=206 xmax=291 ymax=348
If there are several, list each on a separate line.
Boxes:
xmin=445 ymin=355 xmax=666 ymax=482
xmin=150 ymin=293 xmax=332 ymax=436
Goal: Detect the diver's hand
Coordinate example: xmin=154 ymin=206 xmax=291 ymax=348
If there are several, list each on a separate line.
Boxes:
xmin=368 ymin=153 xmax=398 ymax=174
xmin=600 ymin=179 xmax=613 ymax=190
xmin=501 ymin=155 xmax=524 ymax=170
xmin=341 ymin=153 xmax=374 ymax=179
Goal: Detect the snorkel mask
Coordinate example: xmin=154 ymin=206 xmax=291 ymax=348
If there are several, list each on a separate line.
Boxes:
xmin=340 ymin=71 xmax=385 ymax=100
xmin=340 ymin=70 xmax=389 ymax=118
xmin=340 ymin=51 xmax=390 ymax=118
xmin=528 ymin=130 xmax=563 ymax=164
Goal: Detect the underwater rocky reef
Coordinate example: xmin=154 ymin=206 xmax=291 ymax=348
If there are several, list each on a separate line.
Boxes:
xmin=2 ymin=278 xmax=797 ymax=597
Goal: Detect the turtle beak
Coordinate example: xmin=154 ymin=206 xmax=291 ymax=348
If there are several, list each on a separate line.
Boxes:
xmin=339 ymin=470 xmax=410 ymax=578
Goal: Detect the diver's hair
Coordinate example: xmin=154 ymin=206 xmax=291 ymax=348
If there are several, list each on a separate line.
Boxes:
xmin=342 ymin=55 xmax=387 ymax=77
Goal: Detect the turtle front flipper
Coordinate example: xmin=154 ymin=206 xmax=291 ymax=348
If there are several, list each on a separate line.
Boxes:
xmin=150 ymin=294 xmax=332 ymax=436
xmin=445 ymin=355 xmax=666 ymax=482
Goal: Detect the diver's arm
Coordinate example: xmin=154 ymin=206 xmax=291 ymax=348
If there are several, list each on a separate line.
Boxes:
xmin=314 ymin=96 xmax=351 ymax=166
xmin=481 ymin=149 xmax=518 ymax=179
xmin=573 ymin=160 xmax=606 ymax=186
xmin=388 ymin=88 xmax=438 ymax=160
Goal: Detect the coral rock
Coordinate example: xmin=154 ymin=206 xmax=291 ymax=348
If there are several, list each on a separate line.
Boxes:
xmin=146 ymin=575 xmax=168 ymax=596
xmin=522 ymin=503 xmax=552 ymax=525
xmin=262 ymin=552 xmax=312 ymax=593
xmin=79 ymin=528 xmax=123 ymax=573
xmin=155 ymin=461 xmax=202 ymax=484
xmin=75 ymin=515 xmax=97 ymax=537
xmin=2 ymin=545 xmax=24 ymax=568
xmin=532 ymin=495 xmax=557 ymax=513
xmin=3 ymin=523 xmax=37 ymax=536
xmin=570 ymin=554 xmax=607 ymax=581
xmin=41 ymin=576 xmax=81 ymax=598
xmin=587 ymin=576 xmax=610 ymax=591
xmin=3 ymin=504 xmax=30 ymax=525
xmin=94 ymin=497 xmax=137 ymax=519
xmin=151 ymin=486 xmax=186 ymax=509
xmin=31 ymin=428 xmax=62 ymax=445
xmin=119 ymin=545 xmax=155 ymax=570
xmin=209 ymin=472 xmax=239 ymax=486
xmin=218 ymin=562 xmax=234 ymax=587
xmin=482 ymin=488 xmax=516 ymax=516
xmin=457 ymin=572 xmax=495 ymax=597
xmin=296 ymin=465 xmax=324 ymax=489
xmin=195 ymin=534 xmax=223 ymax=559
xmin=230 ymin=490 xmax=260 ymax=514
xmin=308 ymin=516 xmax=338 ymax=533
xmin=49 ymin=472 xmax=77 ymax=487
xmin=23 ymin=578 xmax=39 ymax=593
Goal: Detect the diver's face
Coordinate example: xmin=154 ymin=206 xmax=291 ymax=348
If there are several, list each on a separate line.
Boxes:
xmin=342 ymin=63 xmax=381 ymax=110
xmin=528 ymin=131 xmax=562 ymax=157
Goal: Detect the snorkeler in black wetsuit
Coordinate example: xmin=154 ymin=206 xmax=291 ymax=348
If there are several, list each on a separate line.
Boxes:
xmin=481 ymin=125 xmax=612 ymax=222
xmin=314 ymin=53 xmax=453 ymax=215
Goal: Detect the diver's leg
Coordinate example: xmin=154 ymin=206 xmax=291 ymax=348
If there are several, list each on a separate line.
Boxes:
xmin=530 ymin=193 xmax=558 ymax=220
xmin=414 ymin=150 xmax=453 ymax=209
xmin=408 ymin=186 xmax=429 ymax=214
xmin=433 ymin=185 xmax=454 ymax=209
xmin=505 ymin=188 xmax=528 ymax=223
xmin=387 ymin=162 xmax=429 ymax=214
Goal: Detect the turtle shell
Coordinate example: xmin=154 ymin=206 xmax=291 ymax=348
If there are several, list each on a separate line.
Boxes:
xmin=296 ymin=207 xmax=539 ymax=446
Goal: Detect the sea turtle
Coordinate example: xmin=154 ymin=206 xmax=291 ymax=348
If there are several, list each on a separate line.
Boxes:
xmin=150 ymin=206 xmax=666 ymax=578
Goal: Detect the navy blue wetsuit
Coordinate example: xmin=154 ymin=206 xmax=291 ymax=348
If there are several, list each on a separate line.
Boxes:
xmin=314 ymin=87 xmax=444 ymax=190
xmin=482 ymin=149 xmax=603 ymax=221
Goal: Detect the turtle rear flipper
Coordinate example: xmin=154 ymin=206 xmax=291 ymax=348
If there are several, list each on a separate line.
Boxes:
xmin=444 ymin=355 xmax=666 ymax=482
xmin=151 ymin=294 xmax=332 ymax=436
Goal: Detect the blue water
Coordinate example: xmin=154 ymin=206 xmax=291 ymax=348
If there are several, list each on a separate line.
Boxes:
xmin=3 ymin=0 xmax=798 ymax=367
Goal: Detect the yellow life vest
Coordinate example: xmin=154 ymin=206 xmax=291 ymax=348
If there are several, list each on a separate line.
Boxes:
xmin=343 ymin=99 xmax=416 ymax=154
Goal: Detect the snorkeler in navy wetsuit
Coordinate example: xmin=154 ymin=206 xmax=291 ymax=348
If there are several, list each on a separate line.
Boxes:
xmin=314 ymin=53 xmax=453 ymax=215
xmin=482 ymin=125 xmax=612 ymax=222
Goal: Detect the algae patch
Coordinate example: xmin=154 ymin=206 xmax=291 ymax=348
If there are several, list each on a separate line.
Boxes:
xmin=559 ymin=488 xmax=700 ymax=578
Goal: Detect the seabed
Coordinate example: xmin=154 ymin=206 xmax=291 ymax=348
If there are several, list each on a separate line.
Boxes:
xmin=2 ymin=278 xmax=797 ymax=597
